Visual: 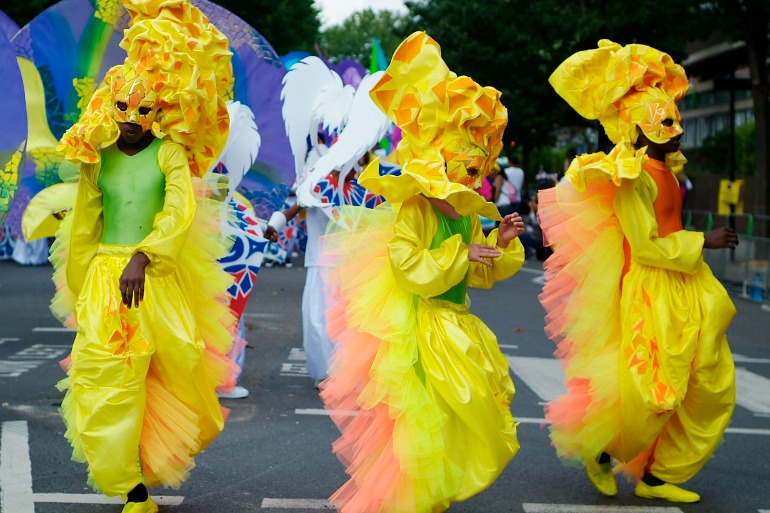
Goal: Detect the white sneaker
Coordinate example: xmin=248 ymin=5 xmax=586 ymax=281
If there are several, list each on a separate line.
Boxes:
xmin=218 ymin=385 xmax=249 ymax=399
xmin=284 ymin=262 xmax=293 ymax=268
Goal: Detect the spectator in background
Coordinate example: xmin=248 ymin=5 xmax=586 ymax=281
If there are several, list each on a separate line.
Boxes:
xmin=504 ymin=155 xmax=525 ymax=208
xmin=493 ymin=163 xmax=519 ymax=223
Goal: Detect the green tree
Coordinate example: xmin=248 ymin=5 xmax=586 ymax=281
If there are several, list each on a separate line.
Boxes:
xmin=208 ymin=0 xmax=320 ymax=54
xmin=3 ymin=0 xmax=57 ymax=27
xmin=3 ymin=0 xmax=320 ymax=55
xmin=319 ymin=9 xmax=408 ymax=65
xmin=694 ymin=123 xmax=757 ymax=177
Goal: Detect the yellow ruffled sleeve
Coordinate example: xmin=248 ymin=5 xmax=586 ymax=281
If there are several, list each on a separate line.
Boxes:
xmin=66 ymin=162 xmax=103 ymax=298
xmin=468 ymin=216 xmax=525 ymax=289
xmin=388 ymin=196 xmax=469 ymax=298
xmin=614 ymin=172 xmax=704 ymax=273
xmin=135 ymin=140 xmax=196 ymax=277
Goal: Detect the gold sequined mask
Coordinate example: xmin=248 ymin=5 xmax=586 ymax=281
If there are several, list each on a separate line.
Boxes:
xmin=110 ymin=66 xmax=160 ymax=131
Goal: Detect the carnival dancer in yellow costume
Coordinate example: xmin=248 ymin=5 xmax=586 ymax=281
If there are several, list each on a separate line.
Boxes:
xmin=539 ymin=40 xmax=739 ymax=503
xmin=50 ymin=1 xmax=237 ymax=512
xmin=319 ymin=31 xmax=525 ymax=513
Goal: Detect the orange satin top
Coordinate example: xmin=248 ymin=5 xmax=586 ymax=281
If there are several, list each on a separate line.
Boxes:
xmin=622 ymin=158 xmax=683 ymax=276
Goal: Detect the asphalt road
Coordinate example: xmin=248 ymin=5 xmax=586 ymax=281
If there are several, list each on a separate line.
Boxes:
xmin=1 ymin=257 xmax=769 ymax=513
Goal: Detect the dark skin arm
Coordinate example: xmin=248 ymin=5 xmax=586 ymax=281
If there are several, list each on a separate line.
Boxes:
xmin=263 ymin=204 xmax=304 ymax=242
xmin=704 ymin=227 xmax=739 ymax=250
xmin=120 ymin=251 xmax=150 ymax=308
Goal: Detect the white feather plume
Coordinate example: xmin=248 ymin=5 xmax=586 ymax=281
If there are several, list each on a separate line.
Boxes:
xmin=296 ymin=71 xmax=391 ymax=209
xmin=218 ymin=101 xmax=261 ymax=201
xmin=281 ymin=57 xmax=354 ymax=180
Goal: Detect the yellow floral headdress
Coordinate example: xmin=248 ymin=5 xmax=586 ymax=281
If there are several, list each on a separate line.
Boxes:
xmin=549 ymin=40 xmax=689 ymax=146
xmin=361 ymin=31 xmax=507 ymax=219
xmin=59 ymin=0 xmax=233 ymax=177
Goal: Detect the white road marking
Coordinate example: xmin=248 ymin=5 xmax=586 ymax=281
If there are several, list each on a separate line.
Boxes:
xmin=242 ymin=312 xmax=277 ymax=318
xmin=532 ymin=275 xmax=547 ymax=285
xmin=31 ymin=327 xmax=75 ymax=333
xmin=517 ymin=417 xmax=549 ymax=425
xmin=0 ymin=344 xmax=70 ymax=378
xmin=280 ymin=363 xmax=308 ymax=377
xmin=518 ymin=267 xmax=545 ymax=275
xmin=523 ymin=505 xmax=682 ymax=513
xmin=733 ymin=353 xmax=770 ymax=364
xmin=735 ymin=367 xmax=770 ymax=415
xmin=725 ymin=427 xmax=770 ymax=436
xmin=261 ymin=498 xmax=333 ymax=509
xmin=0 ymin=421 xmax=185 ymax=510
xmin=499 ymin=344 xmax=519 ymax=350
xmin=9 ymin=344 xmax=69 ymax=360
xmin=288 ymin=347 xmax=306 ymax=361
xmin=295 ymin=408 xmax=359 ymax=417
xmin=280 ymin=348 xmax=309 ymax=377
xmin=0 ymin=421 xmax=34 ymax=513
xmin=0 ymin=361 xmax=44 ymax=378
xmin=0 ymin=338 xmax=20 ymax=345
xmin=33 ymin=493 xmax=183 ymax=505
xmin=507 ymin=356 xmax=566 ymax=402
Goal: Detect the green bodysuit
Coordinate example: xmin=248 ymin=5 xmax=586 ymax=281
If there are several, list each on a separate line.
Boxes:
xmin=98 ymin=138 xmax=165 ymax=245
xmin=430 ymin=207 xmax=471 ymax=304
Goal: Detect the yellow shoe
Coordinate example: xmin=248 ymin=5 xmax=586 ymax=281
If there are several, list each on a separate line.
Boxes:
xmin=122 ymin=496 xmax=159 ymax=513
xmin=635 ymin=481 xmax=701 ymax=503
xmin=584 ymin=458 xmax=617 ymax=496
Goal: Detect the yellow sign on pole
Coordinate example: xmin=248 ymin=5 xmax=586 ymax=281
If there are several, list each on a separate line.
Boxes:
xmin=717 ymin=179 xmax=744 ymax=214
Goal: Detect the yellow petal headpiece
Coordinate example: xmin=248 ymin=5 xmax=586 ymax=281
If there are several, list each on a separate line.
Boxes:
xmin=549 ymin=40 xmax=688 ymax=145
xmin=362 ymin=31 xmax=507 ymax=219
xmin=59 ymin=0 xmax=233 ymax=177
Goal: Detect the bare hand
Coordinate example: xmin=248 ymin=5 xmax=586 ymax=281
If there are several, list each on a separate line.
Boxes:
xmin=120 ymin=252 xmax=150 ymax=308
xmin=264 ymin=226 xmax=279 ymax=242
xmin=497 ymin=213 xmax=525 ymax=248
xmin=704 ymin=227 xmax=739 ymax=250
xmin=469 ymin=243 xmax=501 ymax=267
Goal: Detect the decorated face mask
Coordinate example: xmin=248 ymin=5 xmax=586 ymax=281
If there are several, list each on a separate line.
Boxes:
xmin=109 ymin=66 xmax=160 ymax=131
xmin=442 ymin=128 xmax=493 ymax=190
xmin=622 ymin=88 xmax=683 ymax=144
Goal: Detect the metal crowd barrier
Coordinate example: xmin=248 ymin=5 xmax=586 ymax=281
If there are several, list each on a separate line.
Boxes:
xmin=684 ymin=210 xmax=769 ymax=306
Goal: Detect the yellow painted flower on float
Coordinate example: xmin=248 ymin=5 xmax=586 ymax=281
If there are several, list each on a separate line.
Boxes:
xmin=549 ymin=39 xmax=688 ymax=145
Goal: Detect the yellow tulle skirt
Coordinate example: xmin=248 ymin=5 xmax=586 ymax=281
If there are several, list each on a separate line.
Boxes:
xmin=320 ymin=205 xmax=518 ymax=513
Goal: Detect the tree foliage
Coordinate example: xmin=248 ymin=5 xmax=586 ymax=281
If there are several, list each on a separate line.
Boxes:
xmin=694 ymin=123 xmax=757 ymax=177
xmin=3 ymin=0 xmax=321 ymax=55
xmin=318 ymin=9 xmax=409 ymax=65
xmin=2 ymin=0 xmax=58 ymax=28
xmin=204 ymin=0 xmax=320 ymax=54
